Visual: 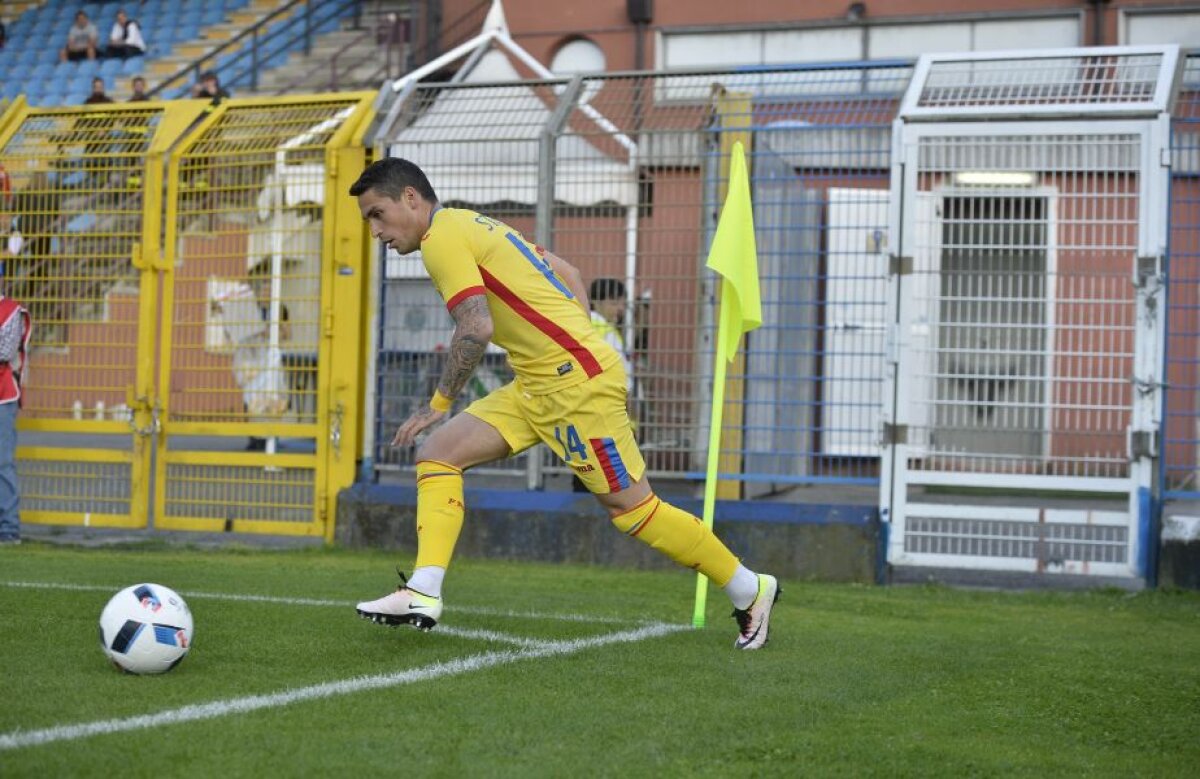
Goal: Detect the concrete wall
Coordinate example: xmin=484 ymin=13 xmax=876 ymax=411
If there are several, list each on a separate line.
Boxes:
xmin=336 ymin=484 xmax=881 ymax=584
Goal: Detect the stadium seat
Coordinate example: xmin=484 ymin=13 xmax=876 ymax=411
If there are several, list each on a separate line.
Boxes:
xmin=68 ymin=73 xmax=94 ymax=93
xmin=121 ymin=58 xmax=145 ymax=76
xmin=67 ymin=213 xmax=98 ymax=233
xmin=3 ymin=66 xmax=29 ymax=86
xmin=98 ymin=59 xmax=122 ymax=76
xmin=77 ymin=59 xmax=101 ymax=78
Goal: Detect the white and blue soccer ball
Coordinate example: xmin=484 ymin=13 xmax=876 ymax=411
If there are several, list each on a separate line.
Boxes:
xmin=99 ymin=583 xmax=194 ymax=674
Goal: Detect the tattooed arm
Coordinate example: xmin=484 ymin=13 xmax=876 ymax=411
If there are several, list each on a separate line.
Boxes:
xmin=392 ymin=294 xmax=494 ymax=446
xmin=436 ymin=294 xmax=494 ymax=398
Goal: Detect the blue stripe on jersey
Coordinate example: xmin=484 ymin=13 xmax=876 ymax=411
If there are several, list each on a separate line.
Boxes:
xmin=599 ymin=438 xmax=630 ymax=490
xmin=504 ymin=232 xmax=574 ymax=299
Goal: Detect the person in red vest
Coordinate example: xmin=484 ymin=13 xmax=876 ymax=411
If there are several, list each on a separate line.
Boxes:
xmin=0 ymin=291 xmax=31 ymax=544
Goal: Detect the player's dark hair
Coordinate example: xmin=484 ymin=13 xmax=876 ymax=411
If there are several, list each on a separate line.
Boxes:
xmin=349 ymin=157 xmax=438 ymax=203
xmin=589 ymin=277 xmax=626 ymax=302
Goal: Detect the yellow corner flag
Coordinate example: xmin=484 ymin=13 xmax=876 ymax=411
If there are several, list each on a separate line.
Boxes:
xmin=694 ymin=140 xmax=761 ymax=628
xmin=706 ymin=141 xmax=762 ymax=361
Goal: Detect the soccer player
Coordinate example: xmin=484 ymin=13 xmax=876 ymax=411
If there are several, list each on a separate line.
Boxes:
xmin=350 ymin=158 xmax=779 ymax=649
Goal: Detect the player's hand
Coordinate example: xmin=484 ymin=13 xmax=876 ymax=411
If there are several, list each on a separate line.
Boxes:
xmin=391 ymin=406 xmax=447 ymax=447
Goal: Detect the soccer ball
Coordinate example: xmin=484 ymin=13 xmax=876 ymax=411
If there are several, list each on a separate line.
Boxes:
xmin=98 ymin=583 xmax=194 ymax=674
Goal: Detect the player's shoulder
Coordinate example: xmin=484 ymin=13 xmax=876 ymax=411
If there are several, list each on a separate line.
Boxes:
xmin=424 ymin=208 xmax=500 ymax=239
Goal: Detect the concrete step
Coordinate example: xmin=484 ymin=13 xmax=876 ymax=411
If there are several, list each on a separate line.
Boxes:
xmin=158 ymin=1 xmax=417 ymax=97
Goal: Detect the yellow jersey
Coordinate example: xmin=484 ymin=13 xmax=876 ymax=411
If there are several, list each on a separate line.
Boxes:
xmin=419 ymin=207 xmax=621 ymax=394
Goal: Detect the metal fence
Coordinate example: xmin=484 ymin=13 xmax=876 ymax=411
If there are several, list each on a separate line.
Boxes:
xmin=1165 ymin=52 xmax=1200 ymax=500
xmin=0 ymin=92 xmax=374 ymax=536
xmin=368 ymin=51 xmax=1200 ymax=516
xmin=368 ymin=61 xmax=913 ymax=494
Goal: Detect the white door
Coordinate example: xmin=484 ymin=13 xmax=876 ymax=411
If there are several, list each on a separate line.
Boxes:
xmin=883 ymin=121 xmax=1166 ymax=579
xmin=823 ymin=188 xmax=889 ymax=457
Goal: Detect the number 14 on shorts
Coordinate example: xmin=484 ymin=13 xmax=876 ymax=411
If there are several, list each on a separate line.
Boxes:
xmin=554 ymin=424 xmax=588 ymax=461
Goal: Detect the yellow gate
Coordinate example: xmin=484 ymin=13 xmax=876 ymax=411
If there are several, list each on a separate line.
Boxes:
xmin=0 ymin=94 xmax=373 ymax=539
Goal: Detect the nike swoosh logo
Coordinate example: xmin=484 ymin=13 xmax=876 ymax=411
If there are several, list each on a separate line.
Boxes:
xmin=736 ymin=623 xmax=763 ymax=649
xmin=405 ymin=601 xmax=435 ymax=611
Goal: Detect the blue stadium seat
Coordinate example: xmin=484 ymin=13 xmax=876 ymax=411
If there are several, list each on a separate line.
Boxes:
xmin=98 ymin=58 xmax=122 ymax=76
xmin=3 ymin=63 xmax=30 ymax=84
xmin=28 ymin=31 xmax=56 ymax=50
xmin=121 ymin=58 xmax=145 ymax=76
xmin=68 ymin=73 xmax=94 ymax=92
xmin=64 ymin=91 xmax=89 ymax=106
xmin=317 ymin=16 xmax=342 ymax=35
xmin=36 ymin=48 xmax=61 ymax=66
xmin=77 ymin=59 xmax=101 ymax=77
xmin=21 ymin=81 xmax=45 ymax=100
xmin=68 ymin=213 xmax=98 ymax=234
xmin=30 ymin=62 xmax=55 ymax=80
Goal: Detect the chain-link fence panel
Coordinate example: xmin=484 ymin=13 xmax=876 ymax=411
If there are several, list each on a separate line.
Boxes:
xmin=370 ymin=60 xmax=912 ymax=495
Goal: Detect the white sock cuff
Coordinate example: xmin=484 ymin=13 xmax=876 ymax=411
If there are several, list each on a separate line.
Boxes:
xmin=407 ymin=566 xmax=446 ymax=598
xmin=723 ymin=565 xmax=760 ymax=610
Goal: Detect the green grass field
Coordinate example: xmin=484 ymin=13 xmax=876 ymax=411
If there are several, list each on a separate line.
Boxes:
xmin=1 ymin=542 xmax=1198 ymax=777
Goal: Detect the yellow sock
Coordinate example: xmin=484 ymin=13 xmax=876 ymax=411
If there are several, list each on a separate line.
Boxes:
xmin=611 ymin=495 xmax=740 ymax=586
xmin=413 ymin=460 xmax=465 ymax=570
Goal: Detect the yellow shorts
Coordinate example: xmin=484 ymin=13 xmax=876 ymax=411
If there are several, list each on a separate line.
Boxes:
xmin=464 ymin=368 xmax=645 ymax=494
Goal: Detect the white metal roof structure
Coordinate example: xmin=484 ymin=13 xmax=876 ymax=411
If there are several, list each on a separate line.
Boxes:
xmin=372 ymin=0 xmax=637 ymax=207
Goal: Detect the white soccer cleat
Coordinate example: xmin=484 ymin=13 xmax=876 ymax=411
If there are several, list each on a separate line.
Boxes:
xmin=356 ymin=572 xmax=443 ymax=631
xmin=731 ymin=574 xmax=780 ymax=650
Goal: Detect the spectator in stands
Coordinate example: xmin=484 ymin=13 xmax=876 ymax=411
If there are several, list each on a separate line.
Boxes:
xmin=84 ymin=78 xmax=114 ymax=104
xmin=105 ymin=9 xmax=145 ymax=60
xmin=0 ymin=19 xmax=8 ymax=51
xmin=128 ymin=76 xmax=149 ymax=102
xmin=192 ymin=71 xmax=230 ymax=105
xmin=60 ymin=11 xmax=99 ymax=62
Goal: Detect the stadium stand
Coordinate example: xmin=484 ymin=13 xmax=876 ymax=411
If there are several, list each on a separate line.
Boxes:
xmin=0 ymin=0 xmax=372 ymax=105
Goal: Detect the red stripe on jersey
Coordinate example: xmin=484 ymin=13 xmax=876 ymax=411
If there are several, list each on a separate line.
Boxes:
xmin=445 ymin=285 xmax=486 ymax=313
xmin=478 ymin=267 xmax=603 ymax=378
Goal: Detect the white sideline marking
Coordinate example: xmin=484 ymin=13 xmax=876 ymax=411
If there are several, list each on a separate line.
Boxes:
xmin=0 ymin=581 xmax=635 ymax=624
xmin=0 ymin=622 xmax=687 ymax=752
xmin=435 ymin=625 xmax=554 ymax=650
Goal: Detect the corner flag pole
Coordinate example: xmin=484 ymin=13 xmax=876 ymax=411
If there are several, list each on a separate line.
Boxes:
xmin=693 ymin=141 xmax=761 ymax=628
xmin=692 ymin=287 xmax=733 ymax=628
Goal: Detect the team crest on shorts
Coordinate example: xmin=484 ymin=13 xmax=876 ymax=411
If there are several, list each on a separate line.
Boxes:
xmin=557 ymin=362 xmax=574 ymax=376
